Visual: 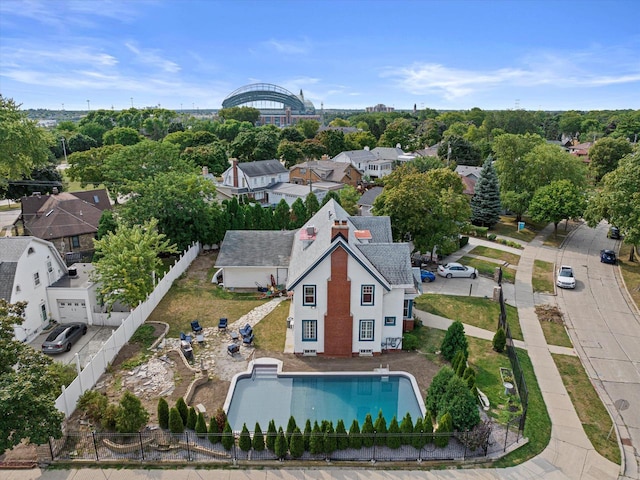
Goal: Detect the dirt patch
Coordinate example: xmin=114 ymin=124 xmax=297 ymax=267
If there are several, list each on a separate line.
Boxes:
xmin=535 ymin=304 xmax=564 ymax=324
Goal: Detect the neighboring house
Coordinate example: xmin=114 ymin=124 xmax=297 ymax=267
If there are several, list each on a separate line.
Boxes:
xmin=332 ymin=148 xmax=393 ymax=179
xmin=412 ymin=145 xmax=440 ymax=158
xmin=17 ymin=189 xmax=111 ymax=261
xmin=0 ymin=237 xmax=67 ymax=342
xmin=568 ymin=142 xmax=593 ymax=164
xmin=371 ymin=146 xmax=405 ymax=163
xmin=358 ymin=186 xmax=384 ymax=216
xmin=219 ymin=159 xmax=290 ymax=204
xmin=268 ymin=181 xmax=343 ymax=207
xmin=215 ymin=200 xmax=419 ymax=356
xmin=455 ymin=165 xmax=482 ymax=181
xmin=459 ymin=175 xmax=476 ymax=197
xmin=290 ymin=160 xmax=363 ymax=188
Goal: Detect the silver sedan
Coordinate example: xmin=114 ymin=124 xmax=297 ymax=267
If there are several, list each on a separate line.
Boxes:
xmin=437 ymin=262 xmax=478 ymax=279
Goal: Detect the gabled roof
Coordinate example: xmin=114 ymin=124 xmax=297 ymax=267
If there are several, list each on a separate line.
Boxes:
xmin=357 ymin=243 xmax=414 ymax=285
xmin=334 ymin=149 xmax=378 ymax=163
xmin=455 ymin=165 xmax=482 ymax=179
xmin=216 ymin=230 xmax=296 ymax=267
xmin=291 ymin=160 xmax=362 ymax=182
xmin=349 ymin=216 xmax=393 ymax=242
xmin=22 ymin=192 xmax=104 ymax=240
xmin=372 ymin=146 xmax=405 ymax=161
xmin=20 ymin=189 xmax=111 ymax=217
xmin=357 ymin=186 xmax=384 ymax=208
xmin=237 ymin=159 xmax=288 ymax=177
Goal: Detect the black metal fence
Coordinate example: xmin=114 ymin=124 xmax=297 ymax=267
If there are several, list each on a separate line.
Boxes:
xmin=45 ymin=429 xmax=494 ymax=464
xmin=497 ymin=282 xmax=528 ymax=432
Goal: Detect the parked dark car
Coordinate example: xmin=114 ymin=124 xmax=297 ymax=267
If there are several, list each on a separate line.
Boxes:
xmin=600 ymin=249 xmax=617 ymax=265
xmin=42 ymin=322 xmax=87 ymax=354
xmin=608 ymin=226 xmax=621 ymax=239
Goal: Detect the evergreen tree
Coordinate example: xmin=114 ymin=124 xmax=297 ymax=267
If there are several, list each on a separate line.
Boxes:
xmin=373 ymin=410 xmax=387 ymax=447
xmin=208 ymin=416 xmax=220 ymax=444
xmin=221 ymin=420 xmax=234 ymax=450
xmin=400 ymin=413 xmax=414 ymax=446
xmin=440 ymin=320 xmax=469 ymax=361
xmin=456 ymin=357 xmax=467 ymax=377
xmin=168 ymin=407 xmax=184 ymax=434
xmin=426 ymin=367 xmax=456 ymax=416
xmin=437 ymin=375 xmax=481 ymax=431
xmin=348 ymin=419 xmax=362 ymax=449
xmin=309 ymin=421 xmax=323 ymax=454
xmin=195 ymin=412 xmax=207 ymax=438
xmin=252 ymin=422 xmax=265 ymax=451
xmin=303 ymin=419 xmax=312 ymax=451
xmin=289 ymin=427 xmax=304 ymax=458
xmin=274 ymin=427 xmax=288 ymax=460
xmin=412 ymin=416 xmax=426 ymax=449
xmin=186 ymin=406 xmax=197 ymax=430
xmin=493 ymin=327 xmax=506 ymax=352
xmin=176 ymin=397 xmax=188 ymax=425
xmin=305 ymin=192 xmax=320 ymax=218
xmin=335 ymin=419 xmax=348 ymax=450
xmin=114 ymin=391 xmax=149 ymax=433
xmin=290 ymin=198 xmax=307 ymax=228
xmin=434 ymin=412 xmax=453 ymax=448
xmin=266 ymin=419 xmax=277 ymax=451
xmin=286 ymin=415 xmax=297 ymax=444
xmin=239 ymin=423 xmax=252 ymax=451
xmin=424 ymin=414 xmax=434 ymax=444
xmin=451 ymin=350 xmax=465 ymax=375
xmin=273 ymin=199 xmax=291 ymax=230
xmin=157 ymin=397 xmax=169 ymax=429
xmin=470 ymin=157 xmax=502 ymax=228
xmin=324 ymin=421 xmax=337 ymax=455
xmin=361 ymin=414 xmax=375 ymax=447
xmin=387 ymin=416 xmax=401 ymax=449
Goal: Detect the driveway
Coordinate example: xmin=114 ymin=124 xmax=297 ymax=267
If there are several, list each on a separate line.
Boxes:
xmin=555 ymin=222 xmax=640 ymax=477
xmin=30 ymin=325 xmax=113 ymax=369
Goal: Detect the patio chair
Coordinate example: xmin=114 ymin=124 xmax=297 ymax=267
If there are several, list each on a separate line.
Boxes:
xmin=180 ymin=332 xmax=192 ymax=343
xmin=227 ymin=343 xmax=240 ymax=356
xmin=218 ymin=318 xmax=228 ymax=332
xmin=239 ymin=323 xmax=253 ymax=338
xmin=242 ymin=334 xmax=254 ymax=346
xmin=191 ymin=320 xmax=203 ymax=334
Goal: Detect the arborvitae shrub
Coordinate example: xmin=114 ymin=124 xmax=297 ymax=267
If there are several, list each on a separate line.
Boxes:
xmin=286 ymin=415 xmax=297 ymax=444
xmin=425 ymin=366 xmax=455 ymax=414
xmin=425 ymin=415 xmax=434 ymax=444
xmin=186 ymin=406 xmax=197 ymax=430
xmin=324 ymin=421 xmax=337 ymax=455
xmin=335 ymin=419 xmax=348 ymax=450
xmin=157 ymin=397 xmax=169 ymax=429
xmin=266 ymin=419 xmax=277 ymax=451
xmin=221 ymin=420 xmax=234 ymax=450
xmin=303 ymin=419 xmax=312 ymax=451
xmin=115 ymin=391 xmax=149 ymax=433
xmin=239 ymin=423 xmax=251 ymax=451
xmin=309 ymin=421 xmax=322 ymax=454
xmin=387 ymin=416 xmax=401 ymax=449
xmin=451 ymin=350 xmax=464 ymax=374
xmin=493 ymin=327 xmax=506 ymax=353
xmin=400 ymin=413 xmax=414 ymax=446
xmin=348 ymin=419 xmax=362 ymax=449
xmin=169 ymin=407 xmax=184 ymax=434
xmin=252 ymin=422 xmax=265 ymax=451
xmin=176 ymin=397 xmax=188 ymax=425
xmin=208 ymin=417 xmax=220 ymax=443
xmin=289 ymin=427 xmax=304 ymax=458
xmin=434 ymin=412 xmax=452 ymax=448
xmin=373 ymin=411 xmax=387 ymax=446
xmin=456 ymin=357 xmax=467 ymax=377
xmin=195 ymin=412 xmax=207 ymax=438
xmin=361 ymin=414 xmax=374 ymax=448
xmin=412 ymin=416 xmax=425 ymax=449
xmin=214 ymin=408 xmax=227 ymax=432
xmin=441 ymin=321 xmax=469 ymax=361
xmin=274 ymin=427 xmax=288 ymax=460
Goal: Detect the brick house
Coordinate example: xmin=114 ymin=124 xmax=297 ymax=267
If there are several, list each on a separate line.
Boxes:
xmin=290 ymin=160 xmax=363 ymax=188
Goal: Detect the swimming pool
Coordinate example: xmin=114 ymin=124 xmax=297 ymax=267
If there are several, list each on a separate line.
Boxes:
xmin=224 ymin=358 xmax=426 ymax=430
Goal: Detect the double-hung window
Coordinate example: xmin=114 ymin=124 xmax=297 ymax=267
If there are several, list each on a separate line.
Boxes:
xmin=359 ymin=319 xmax=374 ymax=341
xmin=384 ymin=316 xmax=396 ymax=326
xmin=361 ymin=285 xmax=374 ymax=305
xmin=33 ymin=272 xmax=40 ymax=286
xmin=303 ymin=285 xmax=316 ymax=306
xmin=301 ymin=320 xmax=317 ymax=341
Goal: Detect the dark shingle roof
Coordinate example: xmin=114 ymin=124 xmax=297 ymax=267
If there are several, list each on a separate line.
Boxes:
xmin=0 ymin=262 xmax=18 ymax=300
xmin=238 ymin=159 xmax=288 ymax=177
xmin=357 ymin=186 xmax=384 ymax=207
xmin=0 ymin=237 xmax=34 ymax=301
xmin=349 ymin=216 xmax=393 ymax=243
xmin=216 ymin=230 xmax=296 ymax=267
xmin=356 ymin=243 xmax=413 ymax=285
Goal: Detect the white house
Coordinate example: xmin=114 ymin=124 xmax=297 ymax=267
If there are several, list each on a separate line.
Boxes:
xmin=0 ymin=237 xmax=67 ymax=342
xmin=215 ymin=200 xmax=419 ymax=356
xmin=219 ymin=159 xmax=289 ymax=204
xmin=332 ymin=148 xmax=394 ymax=179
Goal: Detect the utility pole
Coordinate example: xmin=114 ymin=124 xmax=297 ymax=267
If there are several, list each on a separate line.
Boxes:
xmin=86 ymin=99 xmax=91 ymax=111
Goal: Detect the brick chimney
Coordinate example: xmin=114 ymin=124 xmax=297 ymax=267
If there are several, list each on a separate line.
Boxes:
xmin=331 ymin=219 xmax=349 ymax=242
xmin=232 ymin=159 xmax=239 ymax=187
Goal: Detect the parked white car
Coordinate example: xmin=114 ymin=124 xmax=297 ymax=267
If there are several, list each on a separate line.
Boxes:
xmin=556 ymin=265 xmax=576 ymax=289
xmin=437 ymin=262 xmax=478 ymax=279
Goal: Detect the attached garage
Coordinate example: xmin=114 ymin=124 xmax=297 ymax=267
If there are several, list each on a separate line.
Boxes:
xmin=57 ymin=300 xmax=88 ymax=323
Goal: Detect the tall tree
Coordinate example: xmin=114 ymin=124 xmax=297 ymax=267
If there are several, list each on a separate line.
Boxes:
xmin=528 ymin=180 xmax=587 ymax=236
xmin=0 ymin=96 xmax=50 ymax=188
xmin=338 ymin=185 xmax=360 ymax=215
xmin=296 ymin=119 xmax=320 ymax=139
xmin=316 ymin=129 xmax=346 ymax=157
xmin=470 ymin=158 xmax=501 ymax=228
xmin=218 ymin=106 xmax=260 ymax=124
xmin=0 ymin=300 xmax=64 ymax=454
xmin=103 ymin=126 xmax=143 ymax=146
xmin=180 ymin=141 xmax=229 ymax=175
xmin=67 ymin=144 xmax=124 ymax=190
xmin=585 ymin=150 xmax=640 ymax=261
xmin=588 ymin=137 xmax=633 ymax=183
xmin=305 ymin=192 xmax=320 ymax=219
xmin=93 ymin=219 xmax=178 ymax=308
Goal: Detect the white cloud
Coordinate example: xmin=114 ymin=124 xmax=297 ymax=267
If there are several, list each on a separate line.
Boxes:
xmin=124 ymin=42 xmax=180 ymax=73
xmin=264 ymin=38 xmax=311 ymax=55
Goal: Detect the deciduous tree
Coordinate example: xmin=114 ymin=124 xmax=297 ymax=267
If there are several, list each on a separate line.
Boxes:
xmin=588 ymin=137 xmax=633 ymax=183
xmin=528 ymin=180 xmax=586 ymax=235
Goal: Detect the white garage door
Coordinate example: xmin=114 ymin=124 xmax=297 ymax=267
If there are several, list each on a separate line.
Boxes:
xmin=57 ymin=300 xmax=88 ymax=323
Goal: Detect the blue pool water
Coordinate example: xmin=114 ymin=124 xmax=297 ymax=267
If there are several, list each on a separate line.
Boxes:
xmin=226 ymin=373 xmax=423 ymax=430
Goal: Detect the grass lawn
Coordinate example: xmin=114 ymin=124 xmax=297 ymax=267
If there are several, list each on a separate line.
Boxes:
xmin=253 ymin=301 xmax=289 ymax=351
xmin=553 ymin=354 xmax=621 ymax=465
xmin=61 ymin=170 xmax=106 ymax=193
xmin=410 ymin=322 xmax=447 ymax=365
xmin=415 ymin=294 xmax=523 ymax=341
xmin=532 ymin=259 xmax=555 ymax=293
xmin=0 ymin=201 xmax=20 ymax=211
xmin=459 ymin=255 xmax=517 ymax=283
xmin=468 ymin=245 xmax=521 ymax=266
xmin=539 ymin=321 xmax=572 ymax=348
xmin=618 ymin=243 xmax=640 ymax=310
xmin=491 ymin=215 xmax=548 ymax=243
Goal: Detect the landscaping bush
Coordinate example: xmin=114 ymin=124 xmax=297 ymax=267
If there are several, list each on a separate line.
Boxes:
xmin=459 ymin=235 xmax=470 ymax=247
xmin=402 ymin=332 xmax=419 ymax=350
xmin=441 ymin=320 xmax=469 ymax=361
xmin=348 ymin=419 xmax=362 ymax=449
xmin=186 ymin=406 xmax=197 ymax=430
xmin=361 ymin=414 xmax=375 ymax=447
xmin=437 ymin=375 xmax=481 ymax=431
xmin=434 ymin=412 xmax=452 ymax=448
xmin=412 ymin=416 xmax=426 ymax=449
xmin=266 ymin=419 xmax=277 ymax=451
xmin=451 ymin=350 xmax=465 ymax=375
xmin=208 ymin=416 xmax=220 ymax=443
xmin=309 ymin=421 xmax=323 ymax=454
xmin=474 ymin=226 xmax=488 ymax=237
xmin=424 ymin=415 xmax=434 ymax=444
xmin=289 ymin=427 xmax=304 ymax=458
xmin=214 ymin=408 xmax=227 ymax=433
xmin=221 ymin=420 xmax=234 ymax=450
xmin=115 ymin=391 xmax=149 ymax=433
xmin=195 ymin=412 xmax=207 ymax=438
xmin=77 ymin=390 xmax=108 ymax=424
xmin=239 ymin=423 xmax=251 ymax=451
xmin=101 ymin=403 xmax=118 ymax=431
xmin=456 ymin=357 xmax=467 ymax=377
xmin=252 ymin=422 xmax=265 ymax=451
xmin=426 ymin=366 xmax=455 ymax=414
xmin=275 ymin=427 xmax=288 ymax=459
xmin=493 ymin=327 xmax=506 ymax=352
xmin=324 ymin=421 xmax=337 ymax=455
xmin=286 ymin=415 xmax=297 ymax=444
xmin=400 ymin=413 xmax=414 ymax=446
xmin=157 ymin=397 xmax=169 ymax=429
xmin=387 ymin=416 xmax=401 ymax=449
xmin=373 ymin=411 xmax=387 ymax=446
xmin=487 ymin=233 xmax=497 ymax=241
xmin=169 ymin=407 xmax=184 ymax=434
xmin=336 ymin=419 xmax=348 ymax=450
xmin=463 ymin=366 xmax=477 ymax=390
xmin=303 ymin=419 xmax=312 ymax=451
xmin=176 ymin=397 xmax=188 ymax=425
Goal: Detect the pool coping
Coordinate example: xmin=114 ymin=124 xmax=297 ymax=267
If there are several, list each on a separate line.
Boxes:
xmin=223 ymin=356 xmax=427 ymax=430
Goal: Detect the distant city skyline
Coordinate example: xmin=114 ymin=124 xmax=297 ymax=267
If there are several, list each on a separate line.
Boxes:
xmin=1 ymin=0 xmax=639 ymax=112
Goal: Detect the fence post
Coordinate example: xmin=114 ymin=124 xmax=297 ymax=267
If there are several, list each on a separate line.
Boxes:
xmin=372 ymin=430 xmax=376 ymax=463
xmin=504 ymin=421 xmax=509 ymax=452
xmin=48 ymin=437 xmax=55 ymax=462
xmin=138 ymin=432 xmax=145 ymax=461
xmin=185 ymin=432 xmax=191 ymax=461
xmin=232 ymin=433 xmax=238 ymax=465
xmin=92 ymin=432 xmax=99 ymax=461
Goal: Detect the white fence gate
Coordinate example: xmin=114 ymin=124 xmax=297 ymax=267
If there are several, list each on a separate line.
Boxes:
xmin=55 ymin=242 xmax=201 ymax=418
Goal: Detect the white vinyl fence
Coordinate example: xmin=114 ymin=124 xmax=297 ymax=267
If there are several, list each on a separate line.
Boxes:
xmin=55 ymin=242 xmax=201 ymax=418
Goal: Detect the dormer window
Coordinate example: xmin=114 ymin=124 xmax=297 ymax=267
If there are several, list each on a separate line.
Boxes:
xmin=27 ymin=247 xmax=35 ymax=255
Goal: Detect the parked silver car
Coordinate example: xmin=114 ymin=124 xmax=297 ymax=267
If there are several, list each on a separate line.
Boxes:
xmin=437 ymin=262 xmax=478 ymax=279
xmin=42 ymin=322 xmax=87 ymax=354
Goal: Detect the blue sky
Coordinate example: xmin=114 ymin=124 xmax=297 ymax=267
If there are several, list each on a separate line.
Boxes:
xmin=1 ymin=0 xmax=639 ymax=112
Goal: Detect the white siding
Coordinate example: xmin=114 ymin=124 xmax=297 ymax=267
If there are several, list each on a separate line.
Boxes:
xmin=222 ymin=267 xmax=282 ymax=290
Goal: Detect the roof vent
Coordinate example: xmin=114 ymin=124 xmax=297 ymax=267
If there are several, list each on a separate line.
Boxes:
xmin=45 ymin=209 xmax=54 ymax=217
xmin=68 ymin=267 xmax=78 ymax=278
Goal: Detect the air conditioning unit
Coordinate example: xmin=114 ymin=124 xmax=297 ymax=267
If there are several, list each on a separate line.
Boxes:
xmin=303 ymin=349 xmax=317 ymax=356
xmin=359 ymin=349 xmax=373 ymax=357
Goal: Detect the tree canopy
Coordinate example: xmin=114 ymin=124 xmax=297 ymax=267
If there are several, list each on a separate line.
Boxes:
xmin=588 ymin=137 xmax=633 ymax=183
xmin=528 ymin=180 xmax=586 ymax=235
